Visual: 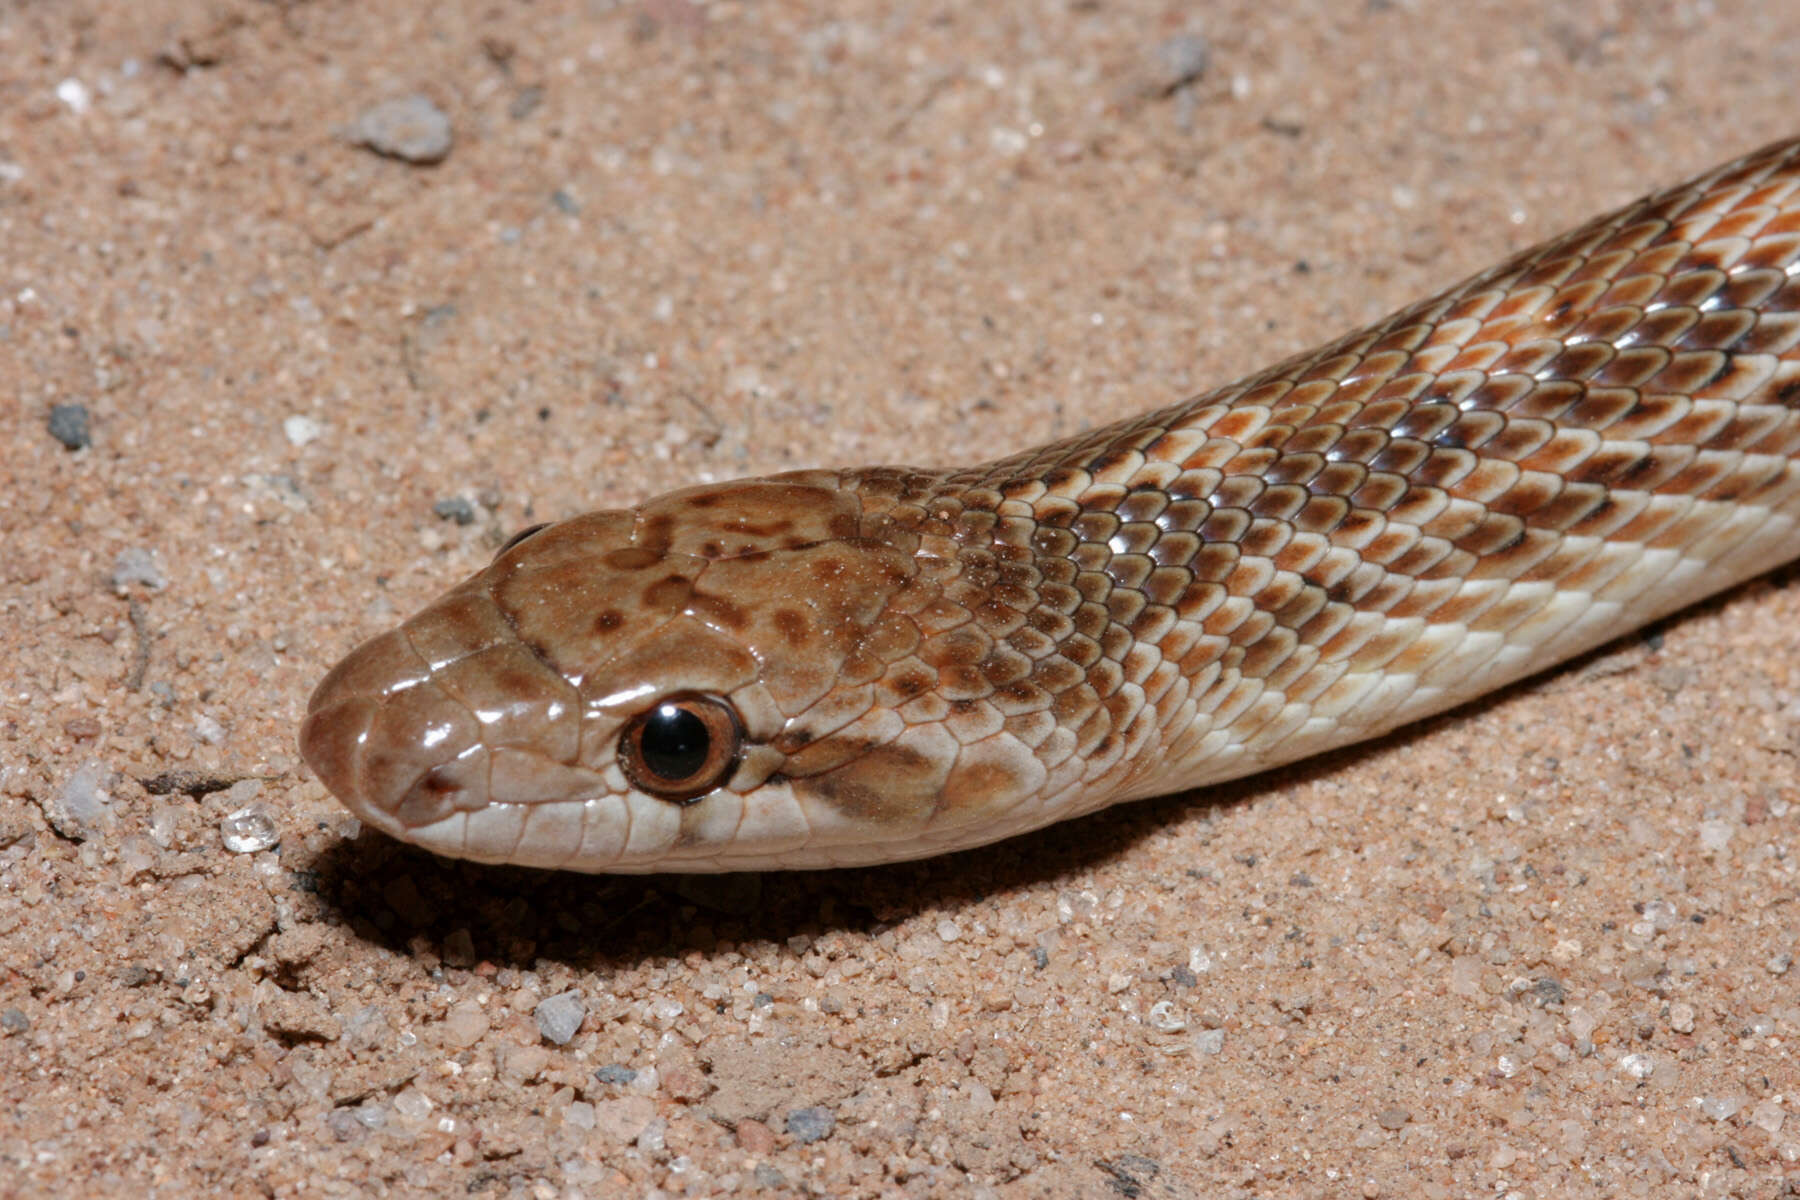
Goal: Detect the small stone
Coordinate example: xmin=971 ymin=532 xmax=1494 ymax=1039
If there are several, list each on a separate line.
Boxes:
xmin=753 ymin=1164 xmax=785 ymax=1188
xmin=1751 ymin=1098 xmax=1786 ymax=1134
xmin=432 ymin=496 xmax=477 ymax=525
xmin=662 ymin=1066 xmax=711 ymax=1102
xmin=325 ymin=1107 xmax=366 ymax=1142
xmin=1668 ymin=1002 xmax=1696 ymax=1034
xmin=392 ymin=1087 xmax=434 ymax=1126
xmin=535 ymin=990 xmax=586 ymax=1045
xmin=48 ymin=403 xmax=91 ymax=450
xmin=220 ymin=804 xmax=279 ymax=854
xmin=283 ymin=414 xmax=323 ymax=446
xmin=348 ymin=94 xmax=453 ymax=164
xmin=1 ymin=1009 xmax=29 ymax=1034
xmin=785 ymin=1106 xmax=834 ymax=1145
xmin=510 ymin=86 xmax=545 ymax=121
xmin=1151 ymin=33 xmax=1210 ymax=94
xmin=55 ymin=77 xmax=91 ymax=114
xmin=1146 ymin=1000 xmax=1186 ymax=1032
xmin=936 ymin=918 xmax=962 ymax=943
xmin=497 ymin=1043 xmax=549 ymax=1084
xmin=1698 ymin=819 xmax=1733 ymax=853
xmin=340 ymin=1006 xmax=393 ymax=1051
xmin=592 ymin=1096 xmax=656 ymax=1144
xmin=109 ymin=547 xmax=166 ymax=591
xmin=45 ymin=760 xmax=114 ymax=841
xmin=1618 ymin=1053 xmax=1655 ymax=1080
xmin=442 ymin=1001 xmax=490 ymax=1049
xmin=592 ymin=1064 xmax=637 ymax=1086
xmin=735 ymin=1117 xmax=776 ymax=1155
xmin=63 ymin=715 xmax=102 ymax=740
xmin=1193 ymin=1028 xmax=1226 ymax=1055
xmin=1376 ymin=1107 xmax=1410 ymax=1131
xmin=260 ymin=989 xmax=341 ymax=1041
xmin=1698 ymin=1093 xmax=1746 ymax=1121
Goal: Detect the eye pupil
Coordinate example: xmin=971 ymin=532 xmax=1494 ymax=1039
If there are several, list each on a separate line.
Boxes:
xmin=619 ymin=693 xmax=744 ymax=803
xmin=639 ymin=703 xmax=710 ymax=780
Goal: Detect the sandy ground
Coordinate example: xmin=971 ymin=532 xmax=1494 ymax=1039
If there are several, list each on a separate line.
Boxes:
xmin=4 ymin=1 xmax=1800 ymax=1196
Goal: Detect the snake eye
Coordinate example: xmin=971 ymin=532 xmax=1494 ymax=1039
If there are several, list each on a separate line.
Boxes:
xmin=495 ymin=522 xmax=551 ymax=558
xmin=619 ymin=693 xmax=743 ymax=803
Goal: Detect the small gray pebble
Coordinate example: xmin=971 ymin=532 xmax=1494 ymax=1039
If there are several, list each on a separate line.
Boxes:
xmin=47 ymin=760 xmax=114 ymax=841
xmin=325 ymin=1107 xmax=366 ymax=1142
xmin=509 ymin=86 xmax=545 ymax=121
xmin=110 ymin=547 xmax=167 ymax=591
xmin=327 ymin=1108 xmax=369 ymax=1144
xmin=784 ymin=1106 xmax=834 ymax=1145
xmin=535 ymin=990 xmax=587 ymax=1045
xmin=348 ymin=94 xmax=453 ymax=165
xmin=593 ymin=1064 xmax=637 ymax=1085
xmin=48 ymin=403 xmax=91 ymax=450
xmin=551 ymin=189 xmax=579 ymax=215
xmin=432 ymin=496 xmax=477 ymax=525
xmin=1153 ymin=33 xmax=1210 ymax=93
xmin=752 ymin=1164 xmax=785 ymax=1188
xmin=1 ymin=1008 xmax=28 ymax=1034
xmin=339 ymin=1005 xmax=390 ymax=1048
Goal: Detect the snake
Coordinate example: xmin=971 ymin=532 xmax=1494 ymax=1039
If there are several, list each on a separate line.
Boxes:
xmin=301 ymin=135 xmax=1800 ymax=873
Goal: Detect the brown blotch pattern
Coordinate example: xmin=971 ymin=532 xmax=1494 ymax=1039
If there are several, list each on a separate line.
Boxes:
xmin=808 ymin=137 xmax=1800 ymax=827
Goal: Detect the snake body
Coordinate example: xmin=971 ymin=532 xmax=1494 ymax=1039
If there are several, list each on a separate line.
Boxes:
xmin=303 ymin=137 xmax=1800 ymax=872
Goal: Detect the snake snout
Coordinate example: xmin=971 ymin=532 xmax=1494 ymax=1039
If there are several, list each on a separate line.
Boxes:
xmin=299 ymin=626 xmax=487 ymax=835
xmin=301 ymin=585 xmax=603 ymax=856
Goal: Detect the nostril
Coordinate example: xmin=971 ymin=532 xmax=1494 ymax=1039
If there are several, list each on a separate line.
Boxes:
xmin=392 ymin=746 xmax=491 ymax=828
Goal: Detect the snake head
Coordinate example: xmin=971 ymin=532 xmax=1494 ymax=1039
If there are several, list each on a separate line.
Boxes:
xmin=301 ymin=470 xmax=1057 ymax=870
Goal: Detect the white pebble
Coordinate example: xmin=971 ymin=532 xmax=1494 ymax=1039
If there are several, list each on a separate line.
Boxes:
xmin=220 ymin=804 xmax=279 ymax=854
xmin=284 ymin=415 xmax=324 ymax=446
xmin=1146 ymin=1000 xmax=1186 ymax=1032
xmin=1697 ymin=1093 xmax=1745 ymax=1122
xmin=55 ymin=78 xmax=91 ymax=114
